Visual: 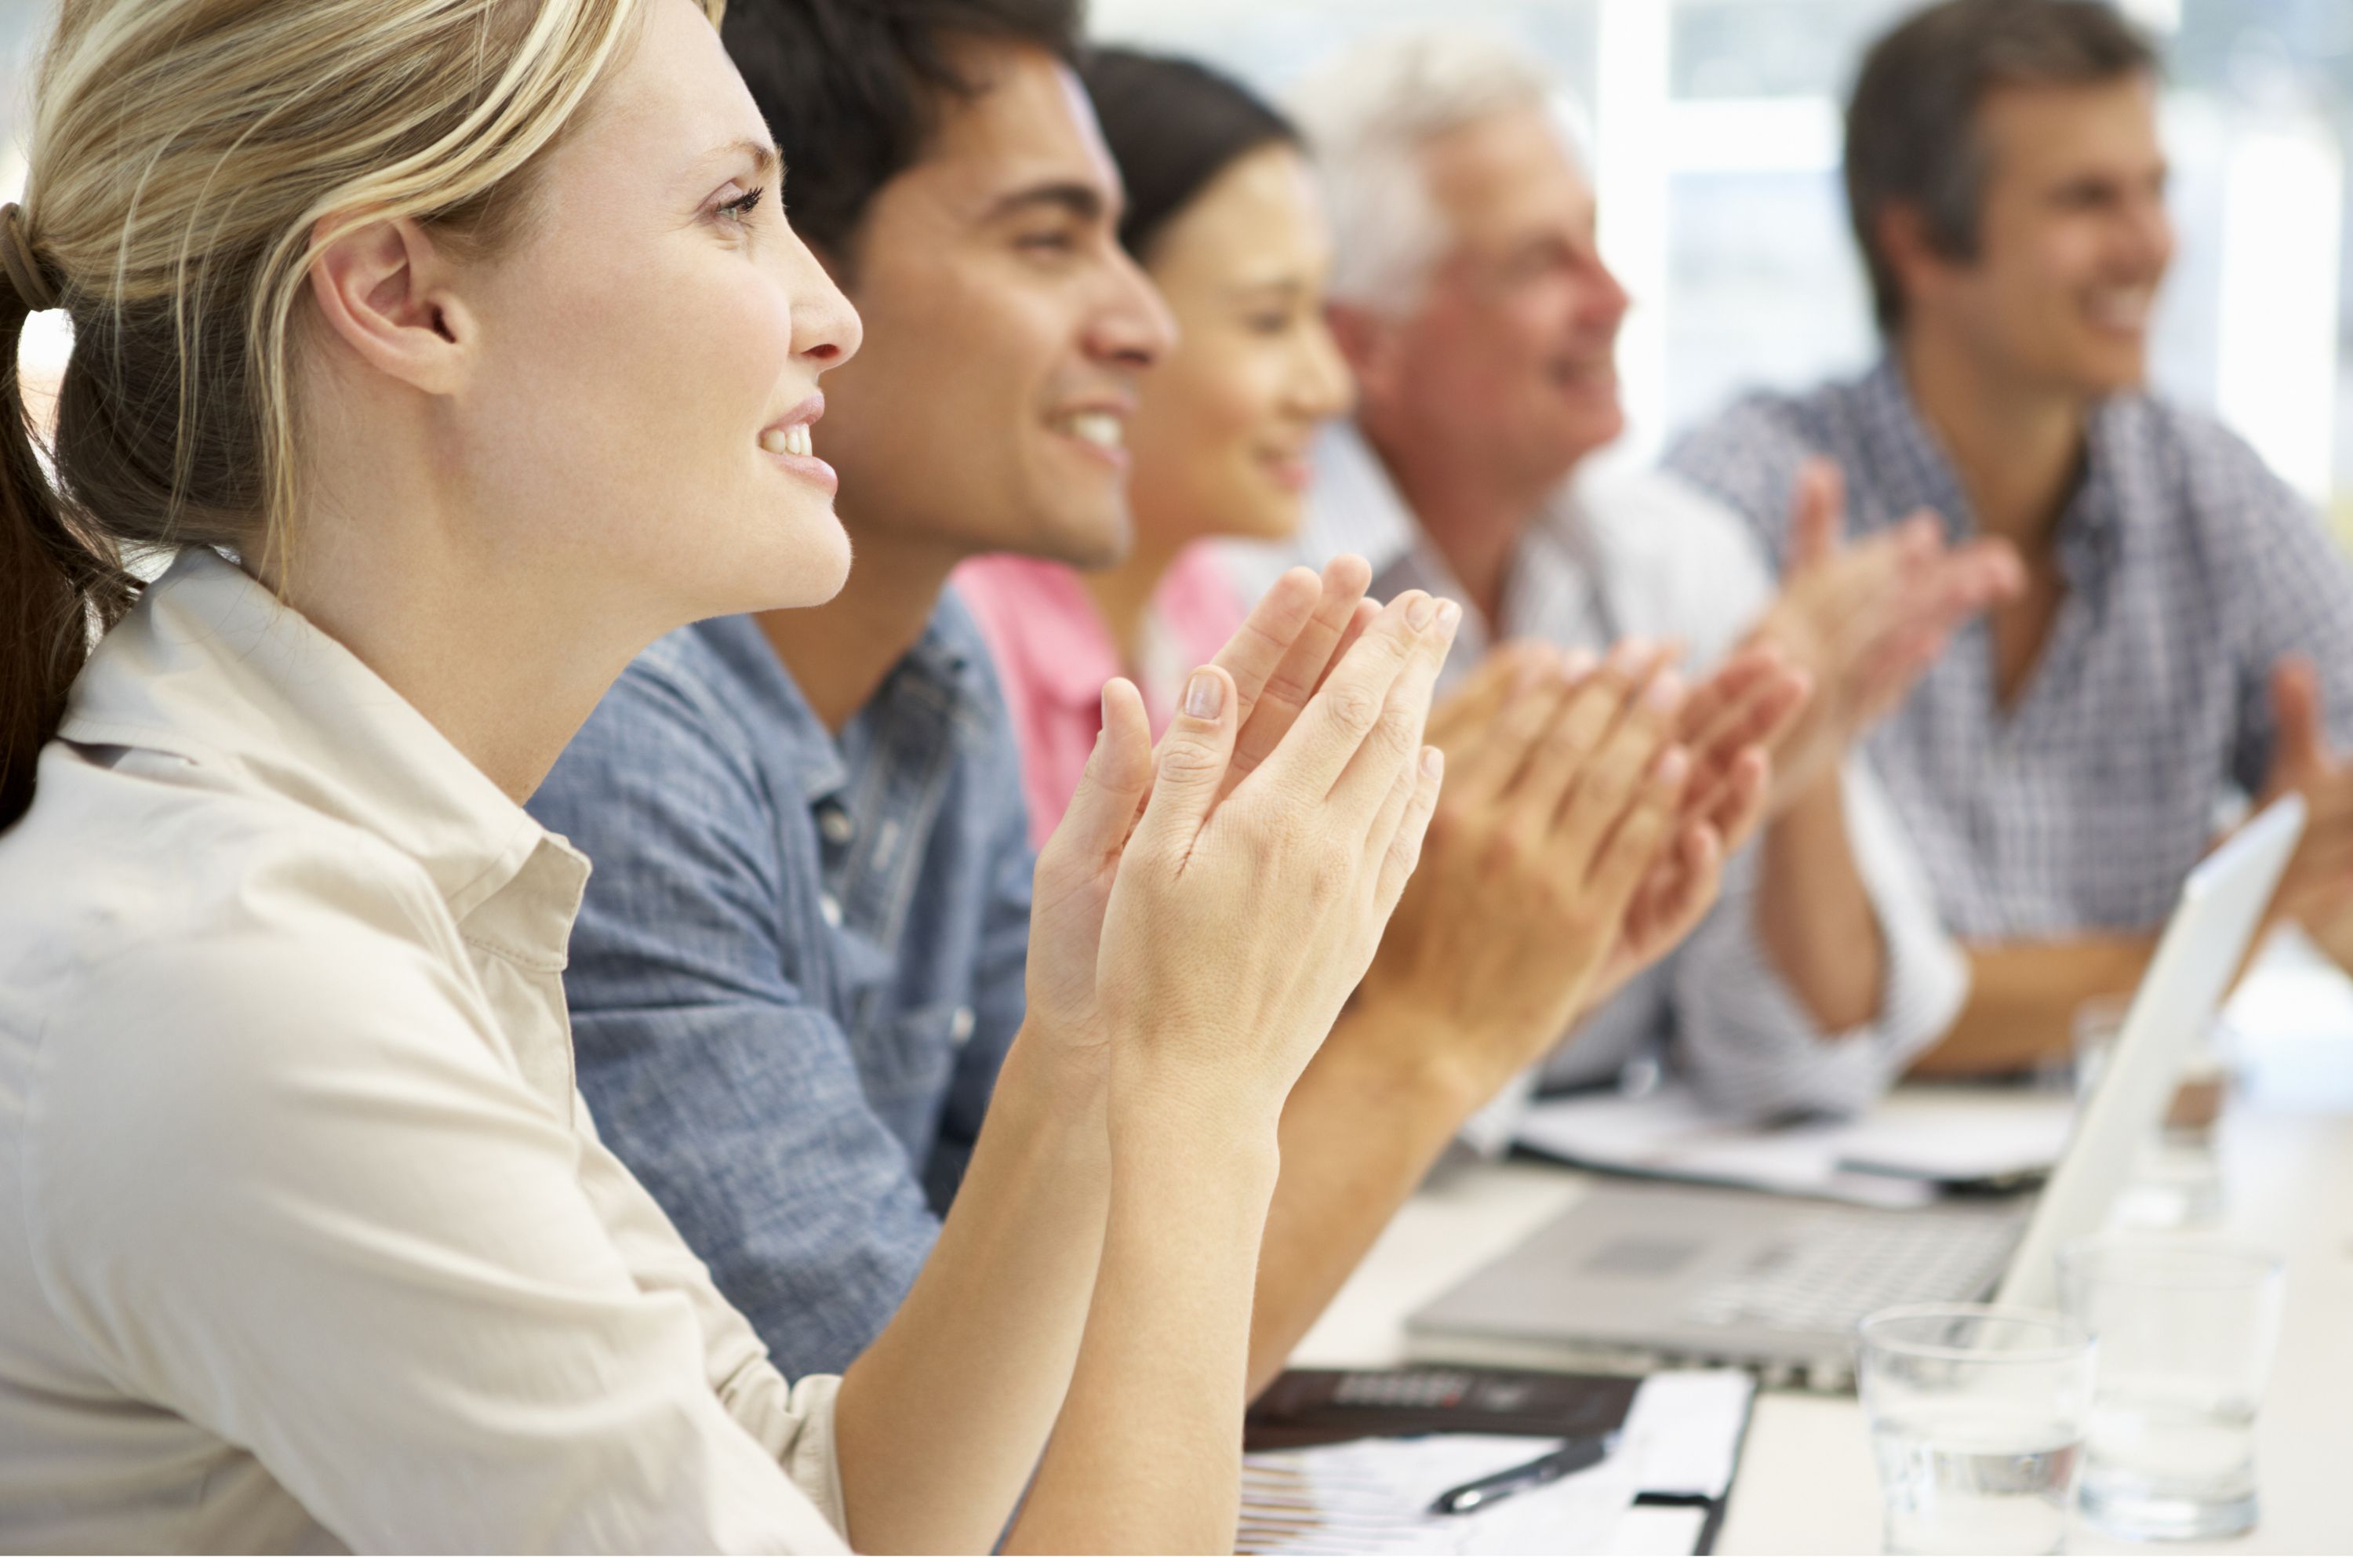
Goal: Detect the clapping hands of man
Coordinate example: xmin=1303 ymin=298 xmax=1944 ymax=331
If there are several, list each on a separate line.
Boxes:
xmin=1747 ymin=457 xmax=2025 ymax=803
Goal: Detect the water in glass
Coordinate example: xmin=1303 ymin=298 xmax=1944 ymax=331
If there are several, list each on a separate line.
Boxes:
xmin=1873 ymin=1408 xmax=2081 ymax=1555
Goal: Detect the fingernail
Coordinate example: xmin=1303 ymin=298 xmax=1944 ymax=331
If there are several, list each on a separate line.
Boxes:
xmin=1608 ymin=637 xmax=1654 ymax=677
xmin=1645 ymin=670 xmax=1685 ymax=712
xmin=1656 ymin=747 xmax=1689 ymax=787
xmin=1183 ymin=670 xmax=1224 ymax=720
xmin=1559 ymin=648 xmax=1599 ymax=684
xmin=1406 ymin=592 xmax=1436 ymax=630
xmin=1435 ymin=599 xmax=1461 ymax=635
xmin=1421 ymin=745 xmax=1445 ymax=780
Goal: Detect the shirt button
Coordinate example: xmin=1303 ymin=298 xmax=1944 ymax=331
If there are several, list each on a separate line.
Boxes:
xmin=951 ymin=1006 xmax=976 ymax=1045
xmin=817 ymin=806 xmax=853 ymax=846
xmin=819 ymin=893 xmax=842 ymax=928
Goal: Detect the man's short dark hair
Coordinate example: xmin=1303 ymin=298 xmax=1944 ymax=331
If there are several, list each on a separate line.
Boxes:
xmin=722 ymin=0 xmax=1084 ymax=268
xmin=1845 ymin=0 xmax=2158 ymax=333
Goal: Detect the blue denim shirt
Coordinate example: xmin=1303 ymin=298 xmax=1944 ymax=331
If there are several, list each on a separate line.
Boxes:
xmin=529 ymin=597 xmax=1031 ymax=1378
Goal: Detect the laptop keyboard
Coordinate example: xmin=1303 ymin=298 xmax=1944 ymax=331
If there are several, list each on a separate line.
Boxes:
xmin=1680 ymin=1209 xmax=2022 ymax=1334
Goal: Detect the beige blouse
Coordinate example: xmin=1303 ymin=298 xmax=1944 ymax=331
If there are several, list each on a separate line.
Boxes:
xmin=0 ymin=550 xmax=851 ymax=1552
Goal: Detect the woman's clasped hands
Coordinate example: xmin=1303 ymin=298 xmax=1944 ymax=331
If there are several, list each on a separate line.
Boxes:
xmin=1024 ymin=554 xmax=1458 ymax=1132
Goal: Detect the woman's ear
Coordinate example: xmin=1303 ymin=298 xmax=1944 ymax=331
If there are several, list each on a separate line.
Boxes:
xmin=306 ymin=214 xmax=478 ymax=396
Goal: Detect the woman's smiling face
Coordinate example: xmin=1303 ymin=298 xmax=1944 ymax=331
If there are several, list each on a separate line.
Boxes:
xmin=1122 ymin=142 xmax=1354 ymax=555
xmin=443 ymin=0 xmax=864 ymax=633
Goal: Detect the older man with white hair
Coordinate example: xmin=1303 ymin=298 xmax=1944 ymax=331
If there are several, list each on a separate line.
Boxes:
xmin=1246 ymin=31 xmax=2022 ymax=1129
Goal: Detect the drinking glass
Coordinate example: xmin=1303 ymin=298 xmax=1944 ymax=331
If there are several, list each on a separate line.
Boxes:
xmin=2069 ymin=999 xmax=2232 ymax=1228
xmin=1858 ymin=1304 xmax=2096 ymax=1555
xmin=2060 ymin=1236 xmax=2285 ymax=1541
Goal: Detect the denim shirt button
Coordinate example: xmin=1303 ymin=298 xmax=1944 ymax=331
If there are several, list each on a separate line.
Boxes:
xmin=819 ymin=892 xmax=843 ymax=928
xmin=818 ymin=806 xmax=853 ymax=846
xmin=950 ymin=1005 xmax=975 ymax=1045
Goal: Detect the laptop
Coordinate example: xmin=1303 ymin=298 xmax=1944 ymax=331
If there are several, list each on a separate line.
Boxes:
xmin=1406 ymin=795 xmax=2307 ymax=1391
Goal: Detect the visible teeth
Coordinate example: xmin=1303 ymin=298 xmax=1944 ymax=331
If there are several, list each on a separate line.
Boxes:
xmin=762 ymin=424 xmax=813 ymax=457
xmin=1063 ymin=412 xmax=1125 ymax=450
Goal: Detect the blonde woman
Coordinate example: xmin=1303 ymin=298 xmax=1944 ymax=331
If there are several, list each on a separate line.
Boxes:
xmin=0 ymin=0 xmax=1453 ymax=1552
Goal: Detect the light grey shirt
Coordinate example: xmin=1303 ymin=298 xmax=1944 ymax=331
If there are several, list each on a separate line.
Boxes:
xmin=1230 ymin=423 xmax=1966 ymax=1126
xmin=0 ymin=550 xmax=850 ymax=1552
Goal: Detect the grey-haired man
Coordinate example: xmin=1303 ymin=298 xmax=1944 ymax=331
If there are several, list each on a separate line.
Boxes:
xmin=1244 ymin=29 xmax=2020 ymax=1131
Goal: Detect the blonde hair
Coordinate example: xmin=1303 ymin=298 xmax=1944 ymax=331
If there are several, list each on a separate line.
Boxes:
xmin=0 ymin=0 xmax=726 ymax=827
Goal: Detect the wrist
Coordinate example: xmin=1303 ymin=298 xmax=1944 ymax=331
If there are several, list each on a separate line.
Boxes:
xmin=993 ymin=1022 xmax=1111 ymax=1137
xmin=1321 ymin=993 xmax=1522 ymax=1119
xmin=1104 ymin=1070 xmax=1284 ymax=1191
xmin=1766 ymin=769 xmax=1850 ymax=852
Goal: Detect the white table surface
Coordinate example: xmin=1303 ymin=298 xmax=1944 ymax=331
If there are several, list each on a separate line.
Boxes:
xmin=1285 ymin=938 xmax=2353 ymax=1555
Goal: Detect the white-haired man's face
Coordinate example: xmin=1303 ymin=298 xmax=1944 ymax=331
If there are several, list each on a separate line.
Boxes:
xmin=1347 ymin=106 xmax=1628 ymax=500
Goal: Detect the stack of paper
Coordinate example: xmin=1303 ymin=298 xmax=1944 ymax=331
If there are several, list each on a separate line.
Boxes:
xmin=1512 ymin=1085 xmax=2077 ymax=1208
xmin=1237 ymin=1370 xmax=1751 ymax=1556
xmin=1238 ymin=1433 xmax=1636 ymax=1555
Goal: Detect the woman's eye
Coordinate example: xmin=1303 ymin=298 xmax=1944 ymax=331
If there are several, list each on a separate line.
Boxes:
xmin=1247 ymin=311 xmax=1292 ymax=335
xmin=716 ymin=185 xmax=766 ymax=224
xmin=1017 ymin=229 xmax=1078 ymax=256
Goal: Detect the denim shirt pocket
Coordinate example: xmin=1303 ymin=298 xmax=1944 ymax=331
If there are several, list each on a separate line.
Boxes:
xmin=849 ymin=995 xmax=965 ymax=1159
xmin=827 ymin=918 xmax=961 ymax=1151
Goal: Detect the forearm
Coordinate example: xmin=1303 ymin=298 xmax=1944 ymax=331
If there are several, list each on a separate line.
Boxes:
xmin=1755 ymin=774 xmax=1883 ymax=1033
xmin=1002 ymin=1101 xmax=1282 ymax=1555
xmin=1912 ymin=936 xmax=2158 ymax=1076
xmin=831 ymin=1026 xmax=1109 ymax=1554
xmin=1246 ymin=1008 xmax=1487 ymax=1395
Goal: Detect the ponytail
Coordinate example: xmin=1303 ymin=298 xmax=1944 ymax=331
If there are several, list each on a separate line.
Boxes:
xmin=0 ymin=208 xmax=133 ymax=831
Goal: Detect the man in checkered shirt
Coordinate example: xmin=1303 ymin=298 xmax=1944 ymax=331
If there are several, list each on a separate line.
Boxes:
xmin=1667 ymin=0 xmax=2353 ymax=1073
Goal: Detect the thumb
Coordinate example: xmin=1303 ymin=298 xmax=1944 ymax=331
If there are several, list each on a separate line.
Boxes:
xmin=1045 ymin=678 xmax=1154 ymax=871
xmin=2271 ymin=657 xmax=2329 ymax=783
xmin=1134 ymin=664 xmax=1241 ymax=856
xmin=1788 ymin=456 xmax=1845 ymax=572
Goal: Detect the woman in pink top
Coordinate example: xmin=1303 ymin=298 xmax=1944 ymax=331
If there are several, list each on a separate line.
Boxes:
xmin=955 ymin=50 xmax=1354 ymax=843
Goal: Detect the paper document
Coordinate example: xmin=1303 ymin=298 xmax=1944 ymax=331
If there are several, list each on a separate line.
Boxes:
xmin=1237 ymin=1369 xmax=1751 ymax=1555
xmin=1238 ymin=1433 xmax=1637 ymax=1555
xmin=1513 ymin=1084 xmax=2076 ymax=1207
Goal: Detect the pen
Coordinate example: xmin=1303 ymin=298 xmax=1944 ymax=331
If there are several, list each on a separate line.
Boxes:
xmin=1427 ymin=1432 xmax=1620 ymax=1516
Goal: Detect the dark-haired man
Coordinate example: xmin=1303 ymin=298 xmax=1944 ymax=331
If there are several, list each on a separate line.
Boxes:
xmin=1669 ymin=0 xmax=2353 ymax=1071
xmin=532 ymin=0 xmax=1770 ymax=1392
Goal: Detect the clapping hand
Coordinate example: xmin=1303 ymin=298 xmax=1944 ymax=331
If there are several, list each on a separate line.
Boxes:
xmin=1089 ymin=588 xmax=1458 ymax=1115
xmin=1022 ymin=556 xmax=1386 ymax=1099
xmin=1748 ymin=457 xmax=2023 ymax=806
xmin=1353 ymin=638 xmax=1722 ymax=1099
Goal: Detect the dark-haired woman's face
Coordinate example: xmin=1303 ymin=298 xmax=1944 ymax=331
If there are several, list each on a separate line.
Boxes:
xmin=1123 ymin=144 xmax=1352 ymax=550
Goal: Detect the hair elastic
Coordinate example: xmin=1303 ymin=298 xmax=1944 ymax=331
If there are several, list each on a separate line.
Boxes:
xmin=0 ymin=204 xmax=60 ymax=313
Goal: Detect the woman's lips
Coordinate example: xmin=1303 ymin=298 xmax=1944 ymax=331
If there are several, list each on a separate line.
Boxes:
xmin=1261 ymin=451 xmax=1315 ymax=492
xmin=759 ymin=395 xmax=835 ymax=496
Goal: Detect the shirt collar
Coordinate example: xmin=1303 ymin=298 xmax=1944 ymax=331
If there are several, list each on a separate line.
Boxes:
xmin=59 ymin=548 xmax=582 ymax=959
xmin=686 ymin=598 xmax=991 ymax=809
xmin=1326 ymin=419 xmax=1608 ymax=678
xmin=1861 ymin=355 xmax=2125 ymax=593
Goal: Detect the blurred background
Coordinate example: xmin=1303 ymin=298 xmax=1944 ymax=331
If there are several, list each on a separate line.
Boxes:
xmin=8 ymin=0 xmax=2353 ymax=533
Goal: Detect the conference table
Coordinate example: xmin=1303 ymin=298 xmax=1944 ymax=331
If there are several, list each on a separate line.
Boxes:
xmin=1285 ymin=937 xmax=2353 ymax=1555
